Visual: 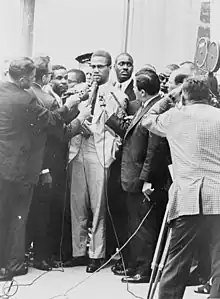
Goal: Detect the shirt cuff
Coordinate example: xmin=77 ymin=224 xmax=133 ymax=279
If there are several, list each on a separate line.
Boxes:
xmin=40 ymin=169 xmax=50 ymax=175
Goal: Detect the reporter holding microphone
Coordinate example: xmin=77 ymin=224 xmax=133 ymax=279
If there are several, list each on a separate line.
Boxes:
xmin=0 ymin=56 xmax=91 ymax=281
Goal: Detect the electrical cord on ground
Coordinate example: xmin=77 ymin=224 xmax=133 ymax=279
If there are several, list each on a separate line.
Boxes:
xmin=46 ymin=188 xmax=155 ymax=299
xmin=102 ymin=103 xmax=146 ymax=299
xmin=46 ymin=99 xmax=155 ymax=299
xmin=1 ymin=101 xmax=154 ymax=299
xmin=0 ymin=148 xmax=71 ymax=298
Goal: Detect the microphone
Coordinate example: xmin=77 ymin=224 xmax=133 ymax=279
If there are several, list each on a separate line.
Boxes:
xmin=99 ymin=91 xmax=106 ymax=107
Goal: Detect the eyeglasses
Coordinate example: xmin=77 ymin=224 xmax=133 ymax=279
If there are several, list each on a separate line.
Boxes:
xmin=91 ymin=64 xmax=109 ymax=70
xmin=159 ymin=73 xmax=169 ymax=83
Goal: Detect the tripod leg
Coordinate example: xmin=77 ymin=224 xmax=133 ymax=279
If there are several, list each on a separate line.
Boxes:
xmin=148 ymin=229 xmax=172 ymax=299
xmin=146 ymin=205 xmax=169 ymax=299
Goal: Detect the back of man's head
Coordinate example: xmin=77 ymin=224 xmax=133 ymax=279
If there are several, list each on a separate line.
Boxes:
xmin=33 ymin=55 xmax=50 ymax=82
xmin=9 ymin=57 xmax=35 ymax=81
xmin=173 ymin=70 xmax=191 ymax=86
xmin=135 ymin=70 xmax=160 ymax=96
xmin=141 ymin=64 xmax=157 ymax=73
xmin=182 ymin=76 xmax=210 ymax=103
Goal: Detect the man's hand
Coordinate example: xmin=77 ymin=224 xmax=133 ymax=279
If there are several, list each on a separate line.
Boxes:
xmin=40 ymin=172 xmax=52 ymax=188
xmin=142 ymin=182 xmax=154 ymax=200
xmin=168 ymin=84 xmax=182 ymax=105
xmin=65 ymin=94 xmax=81 ymax=109
xmin=77 ymin=101 xmax=92 ymax=122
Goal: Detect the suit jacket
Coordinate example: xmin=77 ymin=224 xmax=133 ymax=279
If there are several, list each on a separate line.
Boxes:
xmin=69 ymin=83 xmax=128 ymax=168
xmin=0 ymin=81 xmax=73 ymax=184
xmin=107 ymin=94 xmax=170 ymax=193
xmin=124 ymin=79 xmax=141 ymax=115
xmin=142 ymin=96 xmax=220 ymax=221
xmin=30 ymin=84 xmax=82 ymax=172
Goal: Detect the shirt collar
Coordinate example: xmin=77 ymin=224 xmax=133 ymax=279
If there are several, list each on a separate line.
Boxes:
xmin=33 ymin=82 xmax=42 ymax=90
xmin=142 ymin=94 xmax=160 ymax=108
xmin=116 ymin=77 xmax=133 ymax=92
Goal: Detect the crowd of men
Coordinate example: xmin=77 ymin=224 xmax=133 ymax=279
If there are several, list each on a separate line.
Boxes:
xmin=0 ymin=49 xmax=220 ymax=299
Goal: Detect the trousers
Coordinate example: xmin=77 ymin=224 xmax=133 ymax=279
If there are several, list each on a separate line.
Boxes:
xmin=159 ymin=215 xmax=220 ymax=299
xmin=126 ymin=190 xmax=167 ymax=273
xmin=69 ymin=136 xmax=108 ymax=259
xmin=0 ymin=177 xmax=33 ymax=271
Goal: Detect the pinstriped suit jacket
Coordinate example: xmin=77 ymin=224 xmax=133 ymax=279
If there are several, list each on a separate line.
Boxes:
xmin=142 ymin=98 xmax=220 ymax=221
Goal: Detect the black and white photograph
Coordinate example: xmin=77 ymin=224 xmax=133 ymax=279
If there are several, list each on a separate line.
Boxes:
xmin=0 ymin=1 xmax=220 ymax=298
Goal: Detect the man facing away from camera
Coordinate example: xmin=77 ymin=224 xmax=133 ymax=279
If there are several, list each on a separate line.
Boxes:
xmin=106 ymin=70 xmax=170 ymax=283
xmin=142 ymin=77 xmax=220 ymax=299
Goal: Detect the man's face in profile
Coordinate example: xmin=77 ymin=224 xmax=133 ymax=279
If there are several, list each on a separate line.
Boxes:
xmin=51 ymin=69 xmax=68 ymax=96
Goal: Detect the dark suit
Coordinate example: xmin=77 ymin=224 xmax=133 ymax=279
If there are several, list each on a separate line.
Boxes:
xmin=0 ymin=81 xmax=75 ymax=273
xmin=27 ymin=84 xmax=81 ymax=263
xmin=106 ymin=79 xmax=141 ymax=258
xmin=107 ymin=94 xmax=170 ymax=273
xmin=124 ymin=79 xmax=141 ymax=115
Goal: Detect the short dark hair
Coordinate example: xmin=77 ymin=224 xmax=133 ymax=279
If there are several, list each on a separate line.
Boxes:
xmin=135 ymin=70 xmax=160 ymax=96
xmin=9 ymin=57 xmax=35 ymax=80
xmin=51 ymin=65 xmax=67 ymax=79
xmin=33 ymin=55 xmax=50 ymax=81
xmin=67 ymin=69 xmax=86 ymax=83
xmin=182 ymin=77 xmax=210 ymax=102
xmin=115 ymin=52 xmax=133 ymax=64
xmin=91 ymin=50 xmax=112 ymax=66
xmin=174 ymin=73 xmax=190 ymax=85
xmin=52 ymin=65 xmax=66 ymax=71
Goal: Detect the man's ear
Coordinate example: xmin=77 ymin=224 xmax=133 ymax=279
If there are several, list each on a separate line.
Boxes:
xmin=141 ymin=89 xmax=146 ymax=97
xmin=42 ymin=74 xmax=47 ymax=84
xmin=18 ymin=77 xmax=25 ymax=86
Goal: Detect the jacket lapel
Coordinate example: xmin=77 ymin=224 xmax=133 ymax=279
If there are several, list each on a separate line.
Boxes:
xmin=124 ymin=94 xmax=161 ymax=139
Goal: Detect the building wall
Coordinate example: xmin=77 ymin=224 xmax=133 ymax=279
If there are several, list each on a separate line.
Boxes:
xmin=0 ymin=0 xmax=206 ymax=73
xmin=33 ymin=0 xmax=125 ymax=68
xmin=127 ymin=0 xmax=202 ymax=72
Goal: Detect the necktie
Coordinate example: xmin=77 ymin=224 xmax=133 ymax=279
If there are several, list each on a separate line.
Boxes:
xmin=90 ymin=82 xmax=99 ymax=116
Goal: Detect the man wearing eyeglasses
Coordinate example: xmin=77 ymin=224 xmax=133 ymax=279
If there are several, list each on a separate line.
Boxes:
xmin=67 ymin=50 xmax=128 ymax=273
xmin=159 ymin=64 xmax=179 ymax=95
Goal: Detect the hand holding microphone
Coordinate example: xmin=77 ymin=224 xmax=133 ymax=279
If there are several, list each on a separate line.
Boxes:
xmin=77 ymin=101 xmax=92 ymax=123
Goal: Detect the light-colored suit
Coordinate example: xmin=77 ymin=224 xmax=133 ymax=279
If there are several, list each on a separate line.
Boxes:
xmin=69 ymin=82 xmax=127 ymax=258
xmin=142 ymin=97 xmax=220 ymax=222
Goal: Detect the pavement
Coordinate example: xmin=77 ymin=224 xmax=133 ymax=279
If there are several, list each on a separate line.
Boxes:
xmin=0 ymin=263 xmax=207 ymax=299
